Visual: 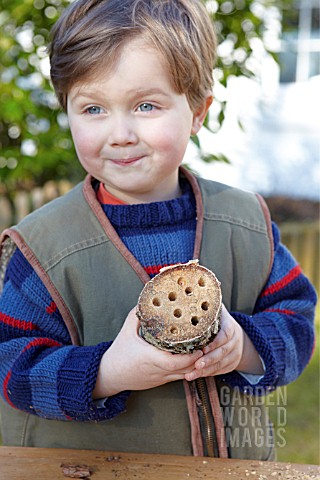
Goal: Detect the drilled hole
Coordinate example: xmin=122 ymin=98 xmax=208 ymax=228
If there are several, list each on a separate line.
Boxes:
xmin=201 ymin=301 xmax=209 ymax=311
xmin=168 ymin=292 xmax=177 ymax=301
xmin=170 ymin=326 xmax=178 ymax=334
xmin=177 ymin=277 xmax=185 ymax=286
xmin=173 ymin=309 xmax=182 ymax=318
xmin=191 ymin=316 xmax=199 ymax=326
xmin=198 ymin=277 xmax=205 ymax=287
xmin=152 ymin=298 xmax=161 ymax=307
xmin=185 ymin=287 xmax=193 ymax=296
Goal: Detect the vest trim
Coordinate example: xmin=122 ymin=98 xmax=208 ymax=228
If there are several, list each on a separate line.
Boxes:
xmin=0 ymin=228 xmax=80 ymax=346
xmin=82 ymin=176 xmax=150 ymax=285
xmin=181 ymin=167 xmax=204 ymax=260
xmin=256 ymin=193 xmax=274 ymax=279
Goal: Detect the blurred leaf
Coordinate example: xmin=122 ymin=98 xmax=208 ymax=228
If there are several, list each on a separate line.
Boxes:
xmin=201 ymin=152 xmax=231 ymax=164
xmin=191 ymin=135 xmax=201 ymax=149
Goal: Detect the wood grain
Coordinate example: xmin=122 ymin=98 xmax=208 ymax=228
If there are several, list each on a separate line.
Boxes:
xmin=0 ymin=447 xmax=319 ymax=480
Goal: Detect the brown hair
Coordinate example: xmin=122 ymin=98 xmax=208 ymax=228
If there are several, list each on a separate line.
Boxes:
xmin=49 ymin=0 xmax=217 ymax=111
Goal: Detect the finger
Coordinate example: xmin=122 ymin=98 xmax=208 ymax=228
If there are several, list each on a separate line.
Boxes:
xmin=131 ymin=306 xmax=141 ymax=332
xmin=120 ymin=306 xmax=140 ymax=335
xmin=185 ymin=356 xmax=236 ymax=380
xmin=169 ymin=360 xmax=206 ymax=377
xmin=159 ymin=349 xmax=203 ymax=372
xmin=203 ymin=325 xmax=234 ymax=353
xmin=199 ymin=341 xmax=232 ymax=368
xmin=194 ymin=342 xmax=240 ymax=376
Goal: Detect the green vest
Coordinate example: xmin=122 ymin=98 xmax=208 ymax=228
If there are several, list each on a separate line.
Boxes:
xmin=0 ymin=169 xmax=275 ymax=460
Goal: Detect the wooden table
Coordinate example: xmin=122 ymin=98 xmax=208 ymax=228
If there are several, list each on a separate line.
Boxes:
xmin=0 ymin=447 xmax=319 ymax=480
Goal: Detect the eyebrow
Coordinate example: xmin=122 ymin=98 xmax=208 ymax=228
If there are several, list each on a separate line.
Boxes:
xmin=69 ymin=90 xmax=104 ymax=102
xmin=70 ymin=87 xmax=171 ymax=102
xmin=126 ymin=88 xmax=170 ymax=97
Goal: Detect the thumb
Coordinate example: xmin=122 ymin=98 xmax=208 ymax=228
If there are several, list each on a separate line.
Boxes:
xmin=125 ymin=306 xmax=140 ymax=332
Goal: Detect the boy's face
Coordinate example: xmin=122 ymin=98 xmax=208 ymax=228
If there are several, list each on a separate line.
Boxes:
xmin=67 ymin=37 xmax=210 ymax=203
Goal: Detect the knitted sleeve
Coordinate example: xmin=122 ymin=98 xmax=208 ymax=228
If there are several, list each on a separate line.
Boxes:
xmin=0 ymin=248 xmax=130 ymax=421
xmin=221 ymin=222 xmax=317 ymax=395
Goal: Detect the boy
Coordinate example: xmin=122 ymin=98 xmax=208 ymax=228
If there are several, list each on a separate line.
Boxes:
xmin=0 ymin=0 xmax=316 ymax=460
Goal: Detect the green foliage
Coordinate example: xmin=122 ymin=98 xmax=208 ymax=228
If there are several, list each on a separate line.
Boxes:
xmin=0 ymin=0 xmax=85 ymax=193
xmin=0 ymin=0 xmax=292 ymax=192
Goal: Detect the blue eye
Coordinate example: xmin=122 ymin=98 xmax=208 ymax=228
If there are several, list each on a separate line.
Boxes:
xmin=138 ymin=103 xmax=154 ymax=112
xmin=87 ymin=106 xmax=102 ymax=115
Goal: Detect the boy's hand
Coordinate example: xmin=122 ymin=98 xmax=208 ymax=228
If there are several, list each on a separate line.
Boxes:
xmin=184 ymin=304 xmax=264 ymax=381
xmin=93 ymin=307 xmax=203 ymax=398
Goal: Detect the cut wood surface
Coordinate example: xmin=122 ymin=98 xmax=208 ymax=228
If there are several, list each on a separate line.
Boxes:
xmin=0 ymin=447 xmax=319 ymax=480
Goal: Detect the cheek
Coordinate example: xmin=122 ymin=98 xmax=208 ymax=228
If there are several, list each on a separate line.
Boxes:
xmin=148 ymin=119 xmax=191 ymax=156
xmin=71 ymin=127 xmax=99 ymax=160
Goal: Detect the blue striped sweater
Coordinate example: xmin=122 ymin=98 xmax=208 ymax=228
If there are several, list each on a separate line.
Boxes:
xmin=0 ymin=182 xmax=317 ymax=422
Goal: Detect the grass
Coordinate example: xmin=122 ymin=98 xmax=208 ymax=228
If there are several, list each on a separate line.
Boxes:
xmin=269 ymin=305 xmax=320 ymax=465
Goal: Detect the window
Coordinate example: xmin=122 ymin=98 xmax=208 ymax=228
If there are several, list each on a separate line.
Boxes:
xmin=279 ymin=0 xmax=320 ymax=82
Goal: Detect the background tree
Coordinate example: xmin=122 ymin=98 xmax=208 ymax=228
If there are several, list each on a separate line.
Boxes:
xmin=0 ymin=0 xmax=293 ymax=195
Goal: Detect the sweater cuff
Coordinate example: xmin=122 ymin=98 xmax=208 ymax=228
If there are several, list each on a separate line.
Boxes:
xmin=57 ymin=341 xmax=130 ymax=420
xmin=221 ymin=312 xmax=284 ymax=395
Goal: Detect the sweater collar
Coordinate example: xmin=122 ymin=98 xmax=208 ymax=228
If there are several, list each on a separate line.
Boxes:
xmin=98 ymin=177 xmax=196 ymax=228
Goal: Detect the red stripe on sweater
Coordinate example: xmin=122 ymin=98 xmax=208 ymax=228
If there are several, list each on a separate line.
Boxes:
xmin=0 ymin=312 xmax=38 ymax=331
xmin=3 ymin=371 xmax=16 ymax=409
xmin=265 ymin=308 xmax=296 ymax=315
xmin=46 ymin=301 xmax=57 ymax=314
xmin=21 ymin=338 xmax=62 ymax=353
xmin=144 ymin=264 xmax=169 ymax=276
xmin=261 ymin=265 xmax=302 ymax=297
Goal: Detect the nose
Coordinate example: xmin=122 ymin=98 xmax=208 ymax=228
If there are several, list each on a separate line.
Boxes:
xmin=108 ymin=113 xmax=138 ymax=147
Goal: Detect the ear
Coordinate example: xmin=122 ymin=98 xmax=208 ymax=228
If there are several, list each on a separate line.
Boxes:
xmin=191 ymin=93 xmax=213 ymax=136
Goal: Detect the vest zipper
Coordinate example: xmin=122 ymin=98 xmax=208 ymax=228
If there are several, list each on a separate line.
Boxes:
xmin=195 ymin=377 xmax=219 ymax=457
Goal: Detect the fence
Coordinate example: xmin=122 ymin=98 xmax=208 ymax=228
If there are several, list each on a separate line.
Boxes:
xmin=0 ymin=183 xmax=319 ymax=292
xmin=0 ymin=180 xmax=73 ymax=230
xmin=279 ymin=220 xmax=319 ymax=293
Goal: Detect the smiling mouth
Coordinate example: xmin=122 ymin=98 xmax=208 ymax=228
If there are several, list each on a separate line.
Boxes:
xmin=110 ymin=156 xmax=144 ymax=166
